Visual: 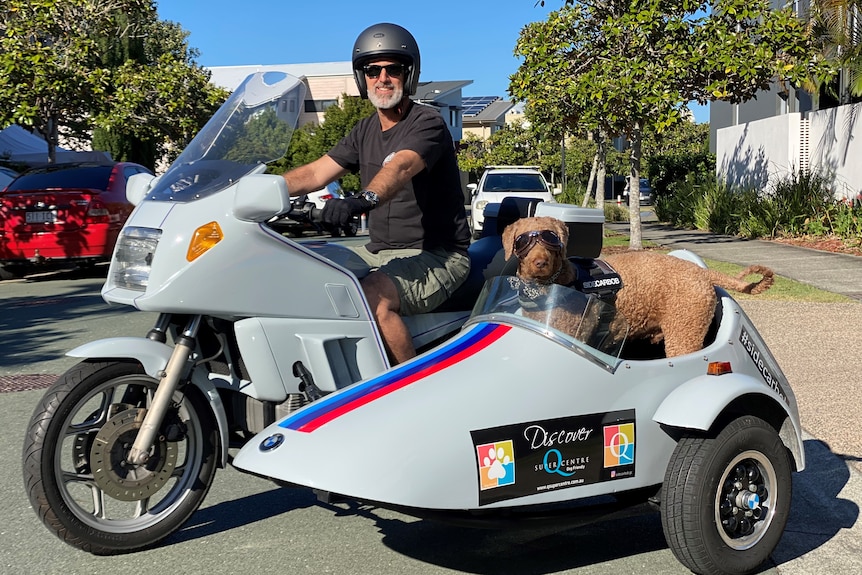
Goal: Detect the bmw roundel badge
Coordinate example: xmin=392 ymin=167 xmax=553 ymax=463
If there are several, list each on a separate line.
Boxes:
xmin=259 ymin=433 xmax=284 ymax=452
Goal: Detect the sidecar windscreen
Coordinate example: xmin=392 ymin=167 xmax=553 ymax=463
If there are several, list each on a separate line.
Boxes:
xmin=147 ymin=71 xmax=306 ymax=202
xmin=470 ymin=276 xmax=629 ymax=369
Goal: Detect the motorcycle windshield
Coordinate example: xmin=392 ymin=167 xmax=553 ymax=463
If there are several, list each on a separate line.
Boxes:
xmin=469 ymin=276 xmax=630 ymax=370
xmin=147 ymin=71 xmax=306 ymax=202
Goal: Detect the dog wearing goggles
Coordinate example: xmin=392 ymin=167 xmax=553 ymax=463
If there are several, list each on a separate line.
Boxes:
xmin=501 ymin=217 xmax=591 ymax=341
xmin=503 ymin=216 xmax=775 ymax=357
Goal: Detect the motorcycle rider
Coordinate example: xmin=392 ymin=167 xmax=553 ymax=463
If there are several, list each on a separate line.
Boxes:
xmin=282 ymin=22 xmax=471 ymax=365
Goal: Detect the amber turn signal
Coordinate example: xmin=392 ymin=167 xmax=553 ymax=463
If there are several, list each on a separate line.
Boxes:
xmin=707 ymin=361 xmax=733 ymax=376
xmin=187 ymin=221 xmax=223 ymax=262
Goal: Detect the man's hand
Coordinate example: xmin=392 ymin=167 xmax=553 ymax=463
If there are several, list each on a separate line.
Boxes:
xmin=321 ymin=196 xmax=375 ymax=227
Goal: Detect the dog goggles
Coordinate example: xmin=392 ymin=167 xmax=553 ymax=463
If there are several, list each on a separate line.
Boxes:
xmin=513 ymin=230 xmax=563 ymax=259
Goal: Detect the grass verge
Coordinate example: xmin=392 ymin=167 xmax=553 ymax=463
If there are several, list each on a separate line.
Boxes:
xmin=602 ymin=231 xmax=855 ymax=303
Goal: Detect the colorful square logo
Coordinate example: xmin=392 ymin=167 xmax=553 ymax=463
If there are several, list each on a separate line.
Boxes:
xmin=476 ymin=440 xmax=515 ymax=490
xmin=603 ymin=423 xmax=635 ymax=467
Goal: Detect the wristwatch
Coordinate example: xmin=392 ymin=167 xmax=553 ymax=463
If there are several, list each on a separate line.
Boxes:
xmin=359 ymin=189 xmax=380 ymax=208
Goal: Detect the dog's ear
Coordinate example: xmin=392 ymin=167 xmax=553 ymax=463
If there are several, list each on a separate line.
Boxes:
xmin=502 ymin=219 xmax=525 ymax=260
xmin=502 ymin=222 xmax=516 ymax=260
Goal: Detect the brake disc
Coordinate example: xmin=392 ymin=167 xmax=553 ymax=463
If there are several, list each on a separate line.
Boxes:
xmin=90 ymin=407 xmax=178 ymax=501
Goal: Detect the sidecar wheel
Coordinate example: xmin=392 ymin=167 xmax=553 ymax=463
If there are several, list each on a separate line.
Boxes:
xmin=661 ymin=415 xmax=791 ymax=575
xmin=22 ymin=360 xmax=218 ymax=555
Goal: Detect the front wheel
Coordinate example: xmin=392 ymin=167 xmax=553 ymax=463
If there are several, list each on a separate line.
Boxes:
xmin=661 ymin=415 xmax=792 ymax=575
xmin=22 ymin=360 xmax=218 ymax=555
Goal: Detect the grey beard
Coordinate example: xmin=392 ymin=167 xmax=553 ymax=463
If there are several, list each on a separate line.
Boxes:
xmin=368 ymin=84 xmax=404 ymax=110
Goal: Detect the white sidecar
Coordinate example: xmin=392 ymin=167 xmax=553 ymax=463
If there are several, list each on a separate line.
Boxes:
xmin=234 ymin=203 xmax=803 ymax=575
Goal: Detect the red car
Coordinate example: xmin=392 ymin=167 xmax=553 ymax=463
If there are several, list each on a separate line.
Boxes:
xmin=0 ymin=161 xmax=153 ymax=269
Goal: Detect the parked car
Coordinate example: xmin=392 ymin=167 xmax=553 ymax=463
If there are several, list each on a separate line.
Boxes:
xmin=0 ymin=166 xmax=18 ymax=191
xmin=623 ymin=177 xmax=655 ymax=206
xmin=269 ymin=181 xmax=359 ymax=237
xmin=468 ymin=166 xmax=558 ymax=239
xmin=0 ymin=161 xmax=153 ymax=269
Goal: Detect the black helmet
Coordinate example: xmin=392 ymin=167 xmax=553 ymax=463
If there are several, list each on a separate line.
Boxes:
xmin=352 ymin=23 xmax=420 ymax=99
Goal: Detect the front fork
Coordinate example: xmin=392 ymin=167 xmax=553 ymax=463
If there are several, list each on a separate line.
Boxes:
xmin=127 ymin=315 xmax=201 ymax=465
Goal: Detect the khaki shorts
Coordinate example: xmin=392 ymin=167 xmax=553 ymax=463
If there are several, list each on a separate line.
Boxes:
xmin=351 ymin=246 xmax=471 ymax=315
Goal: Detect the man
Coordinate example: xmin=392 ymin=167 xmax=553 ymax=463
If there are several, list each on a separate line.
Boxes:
xmin=282 ymin=23 xmax=471 ymax=365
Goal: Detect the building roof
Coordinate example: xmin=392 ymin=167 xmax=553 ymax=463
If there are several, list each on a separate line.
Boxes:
xmin=411 ymin=81 xmax=473 ymax=102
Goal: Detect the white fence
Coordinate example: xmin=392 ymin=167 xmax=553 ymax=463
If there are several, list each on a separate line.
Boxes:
xmin=715 ymin=102 xmax=862 ymax=201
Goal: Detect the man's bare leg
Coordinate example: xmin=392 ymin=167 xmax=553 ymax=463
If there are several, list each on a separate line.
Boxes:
xmin=361 ymin=271 xmax=416 ymax=365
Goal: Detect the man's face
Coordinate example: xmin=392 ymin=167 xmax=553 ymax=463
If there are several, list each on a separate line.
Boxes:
xmin=364 ymin=60 xmax=406 ymax=110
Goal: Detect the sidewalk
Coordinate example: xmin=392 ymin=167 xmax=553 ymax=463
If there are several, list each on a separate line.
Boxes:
xmin=607 ymin=219 xmax=862 ymax=300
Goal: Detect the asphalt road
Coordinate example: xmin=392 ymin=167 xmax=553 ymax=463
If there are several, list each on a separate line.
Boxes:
xmin=1 ymin=260 xmax=861 ymax=574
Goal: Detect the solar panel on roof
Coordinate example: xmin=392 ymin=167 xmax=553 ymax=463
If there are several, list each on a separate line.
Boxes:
xmin=462 ymin=96 xmax=501 ymax=117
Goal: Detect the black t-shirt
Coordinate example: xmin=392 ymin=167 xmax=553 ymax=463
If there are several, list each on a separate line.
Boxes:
xmin=327 ymin=101 xmax=470 ymax=255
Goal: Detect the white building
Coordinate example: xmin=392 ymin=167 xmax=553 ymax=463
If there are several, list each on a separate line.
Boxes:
xmin=710 ymin=1 xmax=862 ymax=200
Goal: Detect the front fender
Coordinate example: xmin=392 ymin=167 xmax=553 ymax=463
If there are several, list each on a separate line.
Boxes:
xmin=68 ymin=337 xmax=173 ymax=378
xmin=653 ymin=373 xmax=804 ymax=470
xmin=68 ymin=337 xmax=232 ymax=467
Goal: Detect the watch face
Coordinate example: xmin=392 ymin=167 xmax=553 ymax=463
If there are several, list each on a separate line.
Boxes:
xmin=363 ymin=190 xmax=379 ymax=205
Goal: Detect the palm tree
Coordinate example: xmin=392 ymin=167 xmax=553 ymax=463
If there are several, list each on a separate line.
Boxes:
xmin=810 ymin=0 xmax=862 ymax=103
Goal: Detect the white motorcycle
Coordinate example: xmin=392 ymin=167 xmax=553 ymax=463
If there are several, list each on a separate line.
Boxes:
xmin=23 ymin=70 xmax=803 ymax=575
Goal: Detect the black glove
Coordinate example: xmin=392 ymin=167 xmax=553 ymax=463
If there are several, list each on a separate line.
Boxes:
xmin=321 ymin=196 xmax=374 ymax=227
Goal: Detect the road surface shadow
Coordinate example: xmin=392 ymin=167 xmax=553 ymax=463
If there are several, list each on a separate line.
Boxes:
xmin=156 ymin=441 xmax=855 ymax=573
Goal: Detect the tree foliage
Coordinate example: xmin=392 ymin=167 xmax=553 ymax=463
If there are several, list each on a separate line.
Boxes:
xmin=513 ymin=0 xmax=827 ymax=247
xmin=457 ymin=120 xmax=566 ymax=185
xmin=0 ymin=0 xmax=227 ymax=167
xmin=92 ymin=13 xmax=227 ymax=167
xmin=269 ymin=96 xmax=376 ymax=191
xmin=809 ymin=0 xmax=862 ymax=100
xmin=0 ymin=0 xmax=144 ymax=159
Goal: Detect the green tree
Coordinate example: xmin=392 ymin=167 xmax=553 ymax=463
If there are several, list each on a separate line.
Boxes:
xmin=513 ymin=0 xmax=826 ymax=248
xmin=0 ymin=0 xmax=152 ymax=162
xmin=809 ymin=0 xmax=862 ymax=101
xmin=457 ymin=133 xmax=490 ymax=181
xmin=270 ymin=95 xmax=376 ymax=191
xmin=92 ymin=16 xmax=228 ymax=167
xmin=0 ymin=1 xmax=227 ymax=168
xmin=91 ymin=11 xmax=153 ymax=166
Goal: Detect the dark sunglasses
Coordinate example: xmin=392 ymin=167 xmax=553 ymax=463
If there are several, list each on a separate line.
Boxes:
xmin=363 ymin=64 xmax=408 ymax=78
xmin=513 ymin=230 xmax=563 ymax=259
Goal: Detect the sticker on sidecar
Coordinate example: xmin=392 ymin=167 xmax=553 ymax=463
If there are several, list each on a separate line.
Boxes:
xmin=471 ymin=410 xmax=635 ymax=506
xmin=739 ymin=325 xmax=788 ymax=404
xmin=279 ymin=322 xmax=511 ymax=433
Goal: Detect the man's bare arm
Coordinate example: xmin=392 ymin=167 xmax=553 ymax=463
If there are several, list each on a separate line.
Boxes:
xmin=365 ymin=150 xmax=425 ymax=204
xmin=283 ymin=155 xmax=348 ymax=197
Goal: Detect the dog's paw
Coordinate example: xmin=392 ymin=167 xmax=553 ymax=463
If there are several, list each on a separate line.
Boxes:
xmin=476 ymin=440 xmax=515 ymax=490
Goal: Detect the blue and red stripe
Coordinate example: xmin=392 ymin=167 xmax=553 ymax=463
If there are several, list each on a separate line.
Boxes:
xmin=279 ymin=322 xmax=511 ymax=433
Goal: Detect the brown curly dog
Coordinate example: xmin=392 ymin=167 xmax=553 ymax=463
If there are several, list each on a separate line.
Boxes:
xmin=502 ymin=216 xmax=774 ymax=357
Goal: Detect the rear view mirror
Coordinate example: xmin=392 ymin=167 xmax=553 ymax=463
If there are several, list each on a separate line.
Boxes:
xmin=233 ymin=174 xmax=291 ymax=222
xmin=126 ymin=173 xmax=156 ymax=206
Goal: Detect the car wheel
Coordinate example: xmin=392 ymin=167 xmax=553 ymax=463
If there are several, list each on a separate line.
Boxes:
xmin=661 ymin=415 xmax=792 ymax=575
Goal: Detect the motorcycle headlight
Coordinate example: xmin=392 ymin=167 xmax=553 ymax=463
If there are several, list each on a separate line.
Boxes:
xmin=112 ymin=227 xmax=162 ymax=291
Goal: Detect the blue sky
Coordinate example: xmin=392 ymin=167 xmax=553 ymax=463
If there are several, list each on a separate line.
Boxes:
xmin=156 ymin=1 xmax=709 ymax=124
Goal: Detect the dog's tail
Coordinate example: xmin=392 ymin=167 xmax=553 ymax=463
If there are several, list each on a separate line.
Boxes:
xmin=706 ymin=265 xmax=774 ymax=295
